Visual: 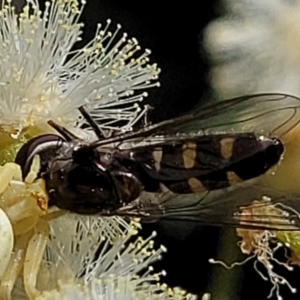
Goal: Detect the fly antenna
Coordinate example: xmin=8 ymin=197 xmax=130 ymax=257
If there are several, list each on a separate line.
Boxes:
xmin=78 ymin=106 xmax=104 ymax=140
xmin=47 ymin=120 xmax=80 ymax=141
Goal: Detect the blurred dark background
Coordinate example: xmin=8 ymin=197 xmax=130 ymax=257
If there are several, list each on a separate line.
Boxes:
xmin=35 ymin=0 xmax=300 ymax=299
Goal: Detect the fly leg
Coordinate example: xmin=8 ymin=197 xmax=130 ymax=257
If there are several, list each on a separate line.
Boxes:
xmin=143 ymin=105 xmax=154 ymax=127
xmin=113 ymin=191 xmax=168 ymax=220
xmin=126 ymin=104 xmax=154 ymax=130
xmin=78 ymin=106 xmax=106 ymax=139
xmin=137 ymin=189 xmax=210 ymax=222
xmin=47 ymin=120 xmax=80 ymax=142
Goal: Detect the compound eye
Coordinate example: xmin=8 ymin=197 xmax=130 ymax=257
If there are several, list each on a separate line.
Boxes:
xmin=15 ymin=134 xmax=64 ymax=179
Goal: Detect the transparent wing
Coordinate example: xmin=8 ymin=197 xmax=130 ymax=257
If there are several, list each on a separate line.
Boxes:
xmin=169 ymin=93 xmax=300 ymax=137
xmin=137 ymin=183 xmax=300 ymax=231
xmin=92 ymin=93 xmax=300 ymax=149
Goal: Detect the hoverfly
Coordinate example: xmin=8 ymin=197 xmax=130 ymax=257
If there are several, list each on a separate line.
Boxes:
xmin=15 ymin=93 xmax=300 ymax=230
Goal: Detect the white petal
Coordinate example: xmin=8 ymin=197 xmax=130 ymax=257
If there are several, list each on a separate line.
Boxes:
xmin=0 ymin=207 xmax=13 ymax=279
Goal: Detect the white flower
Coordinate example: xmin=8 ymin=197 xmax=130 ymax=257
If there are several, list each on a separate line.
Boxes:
xmin=203 ymin=0 xmax=300 ymax=99
xmin=0 ymin=1 xmax=196 ymax=298
xmin=0 ymin=0 xmax=159 ymax=134
xmin=12 ymin=214 xmax=197 ymax=300
xmin=0 ymin=0 xmax=194 ymax=299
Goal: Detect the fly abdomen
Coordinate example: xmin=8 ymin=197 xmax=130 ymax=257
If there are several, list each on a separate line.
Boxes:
xmin=229 ymin=135 xmax=284 ymax=180
xmin=132 ymin=136 xmax=233 ymax=193
xmin=132 ymin=134 xmax=284 ymax=194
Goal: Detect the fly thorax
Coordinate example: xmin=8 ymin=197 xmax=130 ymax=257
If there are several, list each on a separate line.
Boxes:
xmin=72 ymin=144 xmax=98 ymax=165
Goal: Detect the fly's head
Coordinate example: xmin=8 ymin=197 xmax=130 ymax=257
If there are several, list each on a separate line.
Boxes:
xmin=15 ymin=134 xmax=66 ymax=179
xmin=229 ymin=135 xmax=284 ymax=180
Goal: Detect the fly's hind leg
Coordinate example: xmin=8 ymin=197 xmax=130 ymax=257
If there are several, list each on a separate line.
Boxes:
xmin=138 ymin=188 xmax=210 ymax=221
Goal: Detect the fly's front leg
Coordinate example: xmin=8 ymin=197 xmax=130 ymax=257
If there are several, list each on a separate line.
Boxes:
xmin=0 ymin=231 xmax=33 ymax=300
xmin=143 ymin=104 xmax=153 ymax=127
xmin=23 ymin=219 xmax=49 ymax=300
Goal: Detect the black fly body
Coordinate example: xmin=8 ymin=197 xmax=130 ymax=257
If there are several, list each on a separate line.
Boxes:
xmin=14 ymin=93 xmax=300 ymax=230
